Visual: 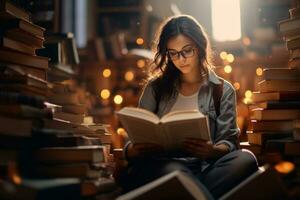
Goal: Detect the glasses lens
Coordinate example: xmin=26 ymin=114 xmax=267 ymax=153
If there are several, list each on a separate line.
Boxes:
xmin=168 ymin=51 xmax=179 ymax=60
xmin=182 ymin=48 xmax=194 ymax=58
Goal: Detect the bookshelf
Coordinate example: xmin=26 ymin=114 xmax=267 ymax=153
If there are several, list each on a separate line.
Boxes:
xmin=29 ymin=0 xmax=61 ymax=35
xmin=96 ymin=0 xmax=149 ymax=48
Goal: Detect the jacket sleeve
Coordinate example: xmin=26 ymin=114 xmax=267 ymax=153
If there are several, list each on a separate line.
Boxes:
xmin=138 ymin=82 xmax=157 ymax=112
xmin=214 ymin=83 xmax=240 ymax=151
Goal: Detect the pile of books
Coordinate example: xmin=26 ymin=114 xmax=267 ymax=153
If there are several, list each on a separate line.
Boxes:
xmin=0 ymin=1 xmax=119 ymax=199
xmin=242 ymin=0 xmax=300 ymax=162
xmin=240 ymin=1 xmax=300 ymax=198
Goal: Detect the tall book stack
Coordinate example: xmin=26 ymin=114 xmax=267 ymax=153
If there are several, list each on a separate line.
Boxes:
xmin=242 ymin=2 xmax=300 ymax=197
xmin=0 ymin=1 xmax=52 ymax=147
xmin=37 ymin=28 xmax=119 ymax=199
xmin=0 ymin=0 xmax=49 ymax=97
xmin=247 ymin=68 xmax=300 ymax=159
xmin=0 ymin=1 xmax=119 ymax=199
xmin=38 ymin=33 xmax=114 ymax=152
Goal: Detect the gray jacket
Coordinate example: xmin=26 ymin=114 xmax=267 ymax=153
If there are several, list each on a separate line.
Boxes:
xmin=138 ymin=69 xmax=240 ymax=152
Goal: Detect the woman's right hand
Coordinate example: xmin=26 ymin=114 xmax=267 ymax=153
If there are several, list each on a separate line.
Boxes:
xmin=126 ymin=143 xmax=164 ymax=159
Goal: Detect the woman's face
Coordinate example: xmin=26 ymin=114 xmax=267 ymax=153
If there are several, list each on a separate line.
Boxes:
xmin=166 ymin=34 xmax=201 ymax=75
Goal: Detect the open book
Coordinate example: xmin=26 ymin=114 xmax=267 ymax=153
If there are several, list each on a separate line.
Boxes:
xmin=116 ymin=107 xmax=211 ymax=150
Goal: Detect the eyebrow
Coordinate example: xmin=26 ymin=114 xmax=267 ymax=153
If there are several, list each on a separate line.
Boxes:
xmin=167 ymin=44 xmax=193 ymax=51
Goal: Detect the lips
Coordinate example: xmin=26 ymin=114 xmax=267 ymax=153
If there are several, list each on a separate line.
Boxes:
xmin=180 ymin=65 xmax=189 ymax=68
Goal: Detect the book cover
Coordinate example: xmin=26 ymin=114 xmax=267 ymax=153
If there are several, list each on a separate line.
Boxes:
xmin=0 ymin=0 xmax=30 ymax=22
xmin=116 ymin=170 xmax=212 ymax=200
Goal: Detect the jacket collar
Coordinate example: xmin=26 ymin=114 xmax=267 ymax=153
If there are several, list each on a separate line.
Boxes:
xmin=207 ymin=69 xmax=222 ymax=85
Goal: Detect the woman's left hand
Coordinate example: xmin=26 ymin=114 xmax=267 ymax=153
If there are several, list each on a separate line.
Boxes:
xmin=182 ymin=138 xmax=216 ymax=160
xmin=183 ymin=138 xmax=230 ymax=160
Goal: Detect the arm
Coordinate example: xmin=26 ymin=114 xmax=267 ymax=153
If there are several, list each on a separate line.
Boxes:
xmin=214 ymin=83 xmax=240 ymax=152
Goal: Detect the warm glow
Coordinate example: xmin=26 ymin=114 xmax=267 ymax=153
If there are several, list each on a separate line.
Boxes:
xmin=8 ymin=162 xmax=22 ymax=185
xmin=220 ymin=51 xmax=227 ymax=60
xmin=125 ymin=71 xmax=135 ymax=81
xmin=12 ymin=174 xmax=22 ymax=184
xmin=275 ymin=161 xmax=295 ymax=174
xmin=117 ymin=128 xmax=128 ymax=138
xmin=117 ymin=128 xmax=125 ymax=135
xmin=242 ymin=37 xmax=251 ymax=46
xmin=224 ymin=65 xmax=232 ymax=73
xmin=211 ymin=0 xmax=241 ymax=41
xmin=245 ymin=90 xmax=252 ymax=98
xmin=243 ymin=98 xmax=252 ymax=104
xmin=233 ymin=82 xmax=240 ymax=90
xmin=100 ymin=89 xmax=110 ymax=99
xmin=256 ymin=67 xmax=263 ymax=76
xmin=137 ymin=59 xmax=146 ymax=68
xmin=102 ymin=69 xmax=111 ymax=78
xmin=114 ymin=95 xmax=123 ymax=104
xmin=136 ymin=37 xmax=144 ymax=45
xmin=226 ymin=54 xmax=235 ymax=63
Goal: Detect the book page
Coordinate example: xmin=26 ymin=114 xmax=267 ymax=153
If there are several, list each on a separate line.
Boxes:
xmin=118 ymin=115 xmax=164 ymax=145
xmin=117 ymin=107 xmax=159 ymax=124
xmin=163 ymin=116 xmax=211 ymax=149
xmin=160 ymin=110 xmax=204 ymax=123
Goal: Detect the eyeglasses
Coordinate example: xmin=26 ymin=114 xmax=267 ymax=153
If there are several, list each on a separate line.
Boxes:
xmin=167 ymin=47 xmax=196 ymax=61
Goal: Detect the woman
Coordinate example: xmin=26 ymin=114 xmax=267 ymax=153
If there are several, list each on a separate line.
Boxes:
xmin=119 ymin=15 xmax=258 ymax=199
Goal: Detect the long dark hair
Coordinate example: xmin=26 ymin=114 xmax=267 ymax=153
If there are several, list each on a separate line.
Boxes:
xmin=147 ymin=15 xmax=214 ymax=101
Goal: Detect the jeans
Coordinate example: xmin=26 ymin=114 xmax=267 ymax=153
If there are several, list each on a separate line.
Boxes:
xmin=119 ymin=149 xmax=258 ymax=199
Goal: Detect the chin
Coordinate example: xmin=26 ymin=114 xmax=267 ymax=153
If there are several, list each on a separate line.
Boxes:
xmin=180 ymin=68 xmax=192 ymax=74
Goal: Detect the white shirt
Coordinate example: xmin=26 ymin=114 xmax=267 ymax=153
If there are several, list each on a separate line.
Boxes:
xmin=169 ymin=90 xmax=199 ymax=112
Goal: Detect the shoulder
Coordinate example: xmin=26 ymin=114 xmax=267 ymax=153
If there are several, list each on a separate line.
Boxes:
xmin=142 ymin=77 xmax=162 ymax=94
xmin=222 ymin=79 xmax=235 ymax=96
xmin=138 ymin=79 xmax=159 ymax=110
xmin=209 ymin=71 xmax=236 ymax=100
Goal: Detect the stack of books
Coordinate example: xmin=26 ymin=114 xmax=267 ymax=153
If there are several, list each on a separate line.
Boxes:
xmin=279 ymin=0 xmax=300 ymax=72
xmin=0 ymin=0 xmax=49 ymax=97
xmin=243 ymin=1 xmax=300 ymax=162
xmin=0 ymin=1 xmax=119 ymax=199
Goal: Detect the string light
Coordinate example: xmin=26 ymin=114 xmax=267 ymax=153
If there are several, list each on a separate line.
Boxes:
xmin=245 ymin=90 xmax=252 ymax=98
xmin=233 ymin=82 xmax=240 ymax=90
xmin=136 ymin=37 xmax=144 ymax=45
xmin=226 ymin=54 xmax=235 ymax=63
xmin=224 ymin=65 xmax=232 ymax=73
xmin=137 ymin=59 xmax=146 ymax=68
xmin=124 ymin=71 xmax=135 ymax=81
xmin=114 ymin=95 xmax=123 ymax=104
xmin=117 ymin=128 xmax=125 ymax=135
xmin=256 ymin=67 xmax=263 ymax=76
xmin=220 ymin=51 xmax=227 ymax=60
xmin=102 ymin=69 xmax=111 ymax=78
xmin=100 ymin=89 xmax=110 ymax=99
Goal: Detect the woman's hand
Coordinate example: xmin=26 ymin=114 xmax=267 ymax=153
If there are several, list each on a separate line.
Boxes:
xmin=183 ymin=138 xmax=230 ymax=160
xmin=127 ymin=143 xmax=164 ymax=159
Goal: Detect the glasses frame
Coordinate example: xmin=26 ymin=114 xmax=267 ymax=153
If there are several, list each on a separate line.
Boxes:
xmin=167 ymin=47 xmax=196 ymax=61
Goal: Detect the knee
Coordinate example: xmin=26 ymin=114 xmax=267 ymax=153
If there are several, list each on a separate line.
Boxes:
xmin=160 ymin=162 xmax=191 ymax=176
xmin=234 ymin=149 xmax=259 ymax=173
